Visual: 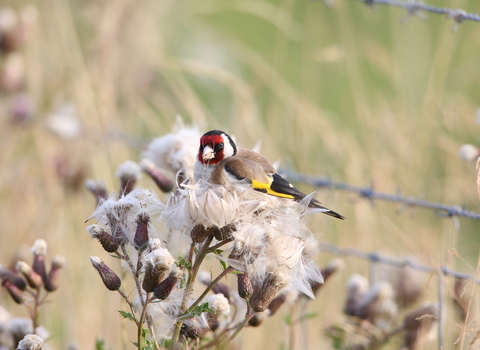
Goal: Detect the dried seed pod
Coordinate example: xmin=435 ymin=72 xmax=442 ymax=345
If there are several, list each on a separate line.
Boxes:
xmin=250 ymin=270 xmax=289 ymax=313
xmin=31 ymin=239 xmax=47 ymax=283
xmin=140 ymin=159 xmax=174 ymax=193
xmin=84 ymin=179 xmax=108 ymax=205
xmin=190 ymin=225 xmax=214 ymax=244
xmin=16 ymin=261 xmax=43 ymax=289
xmin=181 ymin=317 xmax=209 ymax=340
xmin=45 ymin=255 xmax=65 ymax=292
xmin=116 ymin=161 xmax=141 ymax=196
xmin=90 ymin=257 xmax=121 ymax=291
xmin=2 ymin=279 xmax=24 ymax=304
xmin=0 ymin=264 xmax=26 ymax=290
xmin=344 ymin=274 xmax=368 ymax=316
xmin=134 ymin=210 xmax=150 ymax=250
xmin=213 ymin=223 xmax=235 ymax=241
xmin=142 ymin=248 xmax=174 ymax=293
xmin=87 ymin=225 xmax=120 ymax=253
xmin=153 ymin=268 xmax=183 ymax=300
xmin=237 ymin=272 xmax=253 ymax=299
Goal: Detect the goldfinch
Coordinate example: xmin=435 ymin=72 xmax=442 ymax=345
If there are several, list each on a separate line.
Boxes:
xmin=194 ymin=130 xmax=345 ymax=220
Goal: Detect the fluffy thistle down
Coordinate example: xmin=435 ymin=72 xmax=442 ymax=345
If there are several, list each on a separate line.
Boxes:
xmin=162 ymin=179 xmax=324 ymax=299
xmin=87 ymin=188 xmax=165 ymax=250
xmin=16 ymin=334 xmax=44 ymax=350
xmin=142 ymin=248 xmax=174 ymax=293
xmin=142 ymin=118 xmax=201 ymax=183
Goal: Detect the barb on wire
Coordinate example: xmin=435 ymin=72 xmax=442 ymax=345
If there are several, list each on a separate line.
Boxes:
xmin=318 ymin=242 xmax=480 ymax=283
xmin=280 ymin=169 xmax=480 ymax=220
xmin=346 ymin=0 xmax=480 ymax=31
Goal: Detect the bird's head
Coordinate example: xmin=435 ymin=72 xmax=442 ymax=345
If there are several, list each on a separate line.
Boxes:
xmin=197 ymin=130 xmax=237 ymax=165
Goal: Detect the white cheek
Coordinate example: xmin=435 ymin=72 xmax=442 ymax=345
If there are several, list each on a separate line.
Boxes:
xmin=222 ymin=135 xmax=235 ymax=157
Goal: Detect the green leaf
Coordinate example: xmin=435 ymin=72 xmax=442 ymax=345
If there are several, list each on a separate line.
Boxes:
xmin=95 ymin=338 xmax=111 ymax=350
xmin=210 ymin=248 xmax=224 ymax=255
xmin=118 ymin=310 xmax=137 ymax=323
xmin=283 ymin=314 xmax=292 ymax=325
xmin=301 ymin=312 xmax=319 ymax=321
xmin=177 ymin=256 xmax=192 ymax=269
xmin=218 ymin=258 xmax=228 ymax=271
xmin=182 ymin=302 xmax=216 ymax=319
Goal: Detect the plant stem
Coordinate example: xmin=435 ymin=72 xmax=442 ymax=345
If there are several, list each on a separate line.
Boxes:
xmin=208 ymin=237 xmax=234 ymax=252
xmin=187 ymin=266 xmax=234 ymax=312
xmin=172 ymin=235 xmax=216 ymax=350
xmin=137 ymin=293 xmax=151 ymax=350
xmin=224 ymin=301 xmax=255 ymax=345
xmin=117 ymin=289 xmax=140 ymax=327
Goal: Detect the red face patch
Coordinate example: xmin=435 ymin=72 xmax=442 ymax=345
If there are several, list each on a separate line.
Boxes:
xmin=198 ymin=135 xmax=225 ymax=164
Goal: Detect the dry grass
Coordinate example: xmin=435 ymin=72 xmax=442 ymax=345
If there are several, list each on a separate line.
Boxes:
xmin=1 ymin=0 xmax=480 ymax=349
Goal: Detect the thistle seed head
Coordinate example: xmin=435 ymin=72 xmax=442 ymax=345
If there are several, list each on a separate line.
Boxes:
xmin=45 ymin=255 xmax=65 ymax=292
xmin=153 ymin=267 xmax=183 ymax=300
xmin=134 ymin=210 xmax=150 ymax=250
xmin=16 ymin=261 xmax=43 ymax=289
xmin=90 ymin=256 xmax=121 ymax=291
xmin=87 ymin=225 xmax=120 ymax=253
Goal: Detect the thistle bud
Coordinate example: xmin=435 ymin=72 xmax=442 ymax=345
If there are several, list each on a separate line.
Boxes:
xmin=404 ymin=302 xmax=439 ymax=349
xmin=344 ymin=274 xmax=368 ymax=316
xmin=237 ymin=272 xmax=253 ymax=299
xmin=17 ymin=334 xmax=44 ymax=350
xmin=116 ymin=161 xmax=141 ymax=196
xmin=213 ymin=223 xmax=235 ymax=241
xmin=0 ymin=264 xmax=26 ymax=290
xmin=87 ymin=225 xmax=120 ymax=253
xmin=134 ymin=210 xmax=150 ymax=250
xmin=31 ymin=239 xmax=47 ymax=283
xmin=250 ymin=270 xmax=289 ymax=313
xmin=142 ymin=248 xmax=174 ymax=293
xmin=90 ymin=257 xmax=121 ymax=291
xmin=190 ymin=225 xmax=214 ymax=244
xmin=248 ymin=311 xmax=269 ymax=327
xmin=45 ymin=255 xmax=65 ymax=292
xmin=206 ymin=294 xmax=230 ymax=331
xmin=140 ymin=159 xmax=174 ymax=193
xmin=153 ymin=267 xmax=183 ymax=300
xmin=16 ymin=261 xmax=43 ymax=289
xmin=84 ymin=179 xmax=108 ymax=205
xmin=181 ymin=317 xmax=209 ymax=340
xmin=2 ymin=279 xmax=24 ymax=304
xmin=312 ymin=259 xmax=344 ymax=296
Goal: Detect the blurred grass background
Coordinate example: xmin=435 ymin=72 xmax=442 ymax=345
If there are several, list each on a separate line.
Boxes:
xmin=1 ymin=0 xmax=480 ymax=348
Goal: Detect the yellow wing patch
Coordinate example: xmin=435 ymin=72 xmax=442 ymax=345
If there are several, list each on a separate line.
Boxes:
xmin=251 ymin=178 xmax=295 ymax=199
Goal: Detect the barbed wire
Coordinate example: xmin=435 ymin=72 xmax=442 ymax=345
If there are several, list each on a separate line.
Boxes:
xmin=318 ymin=242 xmax=479 ymax=283
xmin=280 ymin=169 xmax=480 ymax=220
xmin=352 ymin=0 xmax=480 ymax=30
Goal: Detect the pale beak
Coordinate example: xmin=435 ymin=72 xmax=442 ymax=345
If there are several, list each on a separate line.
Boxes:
xmin=202 ymin=145 xmax=215 ymax=161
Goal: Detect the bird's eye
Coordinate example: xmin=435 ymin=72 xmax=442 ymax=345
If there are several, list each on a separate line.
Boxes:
xmin=216 ymin=142 xmax=224 ymax=151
